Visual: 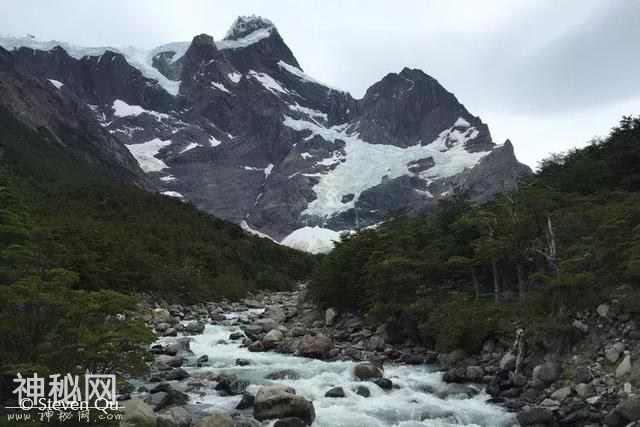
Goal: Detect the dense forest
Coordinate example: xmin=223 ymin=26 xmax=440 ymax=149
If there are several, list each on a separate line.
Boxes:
xmin=309 ymin=116 xmax=640 ymax=353
xmin=0 ymin=119 xmax=315 ymax=374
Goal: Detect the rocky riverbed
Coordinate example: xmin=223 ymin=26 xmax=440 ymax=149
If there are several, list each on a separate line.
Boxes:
xmin=118 ymin=289 xmax=640 ymax=426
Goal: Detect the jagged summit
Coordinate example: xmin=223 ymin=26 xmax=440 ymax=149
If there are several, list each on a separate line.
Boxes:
xmin=0 ymin=21 xmax=531 ymax=252
xmin=224 ymin=15 xmax=275 ymax=40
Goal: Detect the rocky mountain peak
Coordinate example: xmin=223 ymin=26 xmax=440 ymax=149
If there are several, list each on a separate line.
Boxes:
xmin=224 ymin=15 xmax=275 ymax=40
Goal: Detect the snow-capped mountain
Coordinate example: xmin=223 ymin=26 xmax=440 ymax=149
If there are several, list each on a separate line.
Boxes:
xmin=0 ymin=16 xmax=531 ymax=252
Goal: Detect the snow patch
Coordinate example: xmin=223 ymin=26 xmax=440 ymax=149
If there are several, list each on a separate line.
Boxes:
xmin=125 ymin=138 xmax=172 ymax=173
xmin=301 ymin=152 xmax=313 ymax=160
xmin=454 ymin=117 xmax=471 ymax=127
xmin=289 ymin=103 xmax=328 ymax=122
xmin=162 ymin=191 xmax=184 ymax=199
xmin=209 ymin=135 xmax=222 ymax=147
xmin=249 ymin=71 xmax=288 ymax=94
xmin=112 ymin=100 xmax=169 ymax=119
xmin=160 ymin=175 xmax=176 ymax=182
xmin=240 ymin=220 xmax=275 ymax=241
xmin=280 ymin=226 xmax=343 ymax=254
xmin=211 ymin=81 xmax=231 ymax=93
xmin=218 ymin=29 xmax=272 ymax=50
xmin=47 ymin=79 xmax=63 ymax=89
xmin=278 ymin=60 xmax=344 ymax=92
xmin=281 ymin=116 xmax=490 ymax=217
xmin=179 ymin=142 xmax=198 ymax=154
xmin=228 ymin=72 xmax=242 ymax=83
xmin=0 ymin=36 xmax=181 ymax=95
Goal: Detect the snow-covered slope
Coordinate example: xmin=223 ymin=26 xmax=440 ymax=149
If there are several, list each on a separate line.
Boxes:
xmin=0 ymin=16 xmax=531 ymax=253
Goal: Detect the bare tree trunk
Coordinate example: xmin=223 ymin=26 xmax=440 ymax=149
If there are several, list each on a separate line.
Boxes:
xmin=492 ymin=258 xmax=500 ymax=303
xmin=517 ymin=262 xmax=527 ymax=301
xmin=471 ymin=266 xmax=480 ymax=299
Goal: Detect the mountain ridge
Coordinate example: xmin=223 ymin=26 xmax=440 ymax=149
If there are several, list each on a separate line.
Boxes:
xmin=0 ymin=15 xmax=531 ymax=252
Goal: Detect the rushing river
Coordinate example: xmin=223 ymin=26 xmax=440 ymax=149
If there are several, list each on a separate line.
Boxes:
xmin=151 ymin=312 xmax=518 ymax=427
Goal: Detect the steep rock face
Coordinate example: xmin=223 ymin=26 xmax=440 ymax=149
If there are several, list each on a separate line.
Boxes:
xmin=0 ymin=47 xmax=147 ymax=185
xmin=0 ymin=16 xmax=531 ymax=247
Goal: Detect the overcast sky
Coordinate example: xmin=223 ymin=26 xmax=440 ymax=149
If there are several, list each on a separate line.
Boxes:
xmin=2 ymin=0 xmax=639 ymax=168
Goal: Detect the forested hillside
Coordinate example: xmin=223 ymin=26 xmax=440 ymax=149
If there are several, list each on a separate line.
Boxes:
xmin=309 ymin=116 xmax=640 ymax=353
xmin=0 ymin=116 xmax=315 ymax=374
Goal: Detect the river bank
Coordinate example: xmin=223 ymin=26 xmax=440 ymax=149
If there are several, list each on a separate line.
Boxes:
xmin=119 ymin=288 xmax=640 ymax=426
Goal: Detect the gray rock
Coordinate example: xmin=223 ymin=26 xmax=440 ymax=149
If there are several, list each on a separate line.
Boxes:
xmin=185 ymin=321 xmax=205 ymax=334
xmin=273 ymin=418 xmax=307 ymax=427
xmin=573 ymin=319 xmax=589 ymax=333
xmin=236 ymin=392 xmax=255 ymax=410
xmin=575 ymin=382 xmax=594 ymax=397
xmin=517 ymin=407 xmax=553 ymax=425
xmin=265 ymin=305 xmax=287 ymax=323
xmin=265 ymin=369 xmax=300 ymax=380
xmin=236 ymin=358 xmax=251 ymax=366
xmin=253 ymin=385 xmax=315 ymax=425
xmin=534 ymin=362 xmax=562 ymax=382
xmin=616 ymin=354 xmax=632 ymax=377
xmin=121 ymin=399 xmax=157 ymax=427
xmin=324 ymin=386 xmax=346 ymax=398
xmin=263 ymin=329 xmax=284 ymax=349
xmin=597 ymin=303 xmax=610 ymax=318
xmin=353 ymin=362 xmax=383 ymax=380
xmin=466 ymin=366 xmax=484 ymax=381
xmin=157 ymin=406 xmax=191 ymax=427
xmin=373 ymin=378 xmax=393 ymax=390
xmin=298 ymin=334 xmax=333 ymax=359
xmin=325 ymin=308 xmax=337 ymax=326
xmin=550 ymin=386 xmax=571 ymax=400
xmin=248 ymin=341 xmax=265 ymax=352
xmin=499 ymin=353 xmax=517 ymax=371
xmin=195 ymin=413 xmax=233 ymax=427
xmin=606 ymin=347 xmax=621 ymax=364
xmin=355 ymin=385 xmax=370 ymax=397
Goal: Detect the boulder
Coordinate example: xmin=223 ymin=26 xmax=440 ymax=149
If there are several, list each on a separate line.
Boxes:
xmin=466 ymin=366 xmax=484 ymax=381
xmin=236 ymin=358 xmax=251 ymax=366
xmin=367 ymin=336 xmax=385 ymax=351
xmin=353 ymin=362 xmax=383 ymax=380
xmin=121 ymin=399 xmax=157 ymax=427
xmin=355 ymin=385 xmax=370 ymax=397
xmin=165 ymin=368 xmax=190 ymax=381
xmin=616 ymin=354 xmax=632 ymax=377
xmin=242 ymin=325 xmax=264 ymax=340
xmin=263 ymin=329 xmax=284 ymax=349
xmin=253 ymin=385 xmax=315 ymax=425
xmin=195 ymin=413 xmax=233 ymax=427
xmin=229 ymin=331 xmax=245 ymax=340
xmin=550 ymin=386 xmax=571 ymax=400
xmin=157 ymin=406 xmax=191 ymax=427
xmin=575 ymin=382 xmax=594 ymax=397
xmin=324 ymin=386 xmax=346 ymax=398
xmin=572 ymin=319 xmax=589 ymax=333
xmin=185 ymin=321 xmax=205 ymax=334
xmin=236 ymin=392 xmax=255 ymax=410
xmin=499 ymin=353 xmax=517 ymax=371
xmin=606 ymin=347 xmax=621 ymax=364
xmin=265 ymin=305 xmax=287 ymax=323
xmin=517 ymin=407 xmax=553 ymax=425
xmin=534 ymin=362 xmax=561 ymax=382
xmin=596 ymin=303 xmax=610 ymax=318
xmin=375 ymin=321 xmax=404 ymax=344
xmin=299 ymin=334 xmax=333 ymax=359
xmin=214 ymin=373 xmax=248 ymax=395
xmin=274 ymin=418 xmax=307 ymax=427
xmin=373 ymin=378 xmax=392 ymax=390
xmin=606 ymin=398 xmax=640 ymax=426
xmin=325 ymin=308 xmax=338 ymax=326
xmin=265 ymin=370 xmax=299 ymax=380
xmin=145 ymin=391 xmax=170 ymax=411
xmin=248 ymin=341 xmax=265 ymax=352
